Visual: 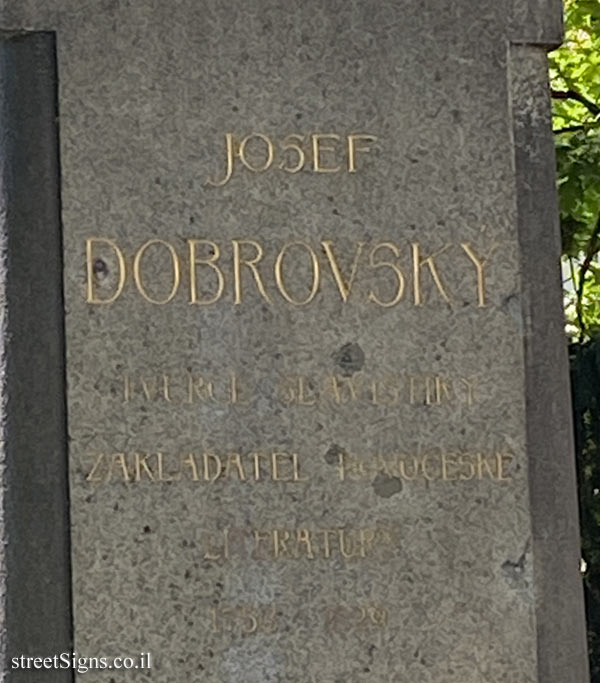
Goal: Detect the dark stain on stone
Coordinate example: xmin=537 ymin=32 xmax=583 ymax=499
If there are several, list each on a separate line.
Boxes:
xmin=325 ymin=444 xmax=347 ymax=465
xmin=502 ymin=552 xmax=527 ymax=581
xmin=143 ymin=525 xmax=151 ymax=534
xmin=93 ymin=258 xmax=108 ymax=277
xmin=333 ymin=342 xmax=365 ymax=376
xmin=372 ymin=471 xmax=403 ymax=498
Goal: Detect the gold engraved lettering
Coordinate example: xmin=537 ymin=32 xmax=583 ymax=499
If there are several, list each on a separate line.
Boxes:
xmin=324 ymin=375 xmax=359 ymax=404
xmin=271 ymin=452 xmax=288 ymax=481
xmin=156 ymin=453 xmax=175 ymax=482
xmin=122 ymin=374 xmax=132 ymax=402
xmin=134 ymin=453 xmax=156 ymax=482
xmin=206 ymin=132 xmax=377 ymax=186
xmin=210 ymin=603 xmax=280 ymax=636
xmin=335 ymin=450 xmax=347 ymax=481
xmin=271 ymin=372 xmax=476 ymax=408
xmin=435 ymin=376 xmax=451 ymax=404
xmin=338 ymin=529 xmax=361 ymax=559
xmin=274 ymin=529 xmax=291 ymax=558
xmin=84 ymin=448 xmax=513 ymax=486
xmin=109 ymin=453 xmax=130 ymax=482
xmin=203 ymin=452 xmax=222 ymax=482
xmin=297 ymin=376 xmax=316 ymax=405
xmin=209 ymin=607 xmax=220 ymax=634
xmin=180 ymin=453 xmax=200 ymax=481
xmin=460 ymin=242 xmax=497 ymax=307
xmin=188 ymin=239 xmax=225 ymax=305
xmin=240 ymin=607 xmax=259 ymax=634
xmin=184 ymin=372 xmax=241 ymax=406
xmin=224 ymin=453 xmax=247 ymax=481
xmin=476 ymin=452 xmax=497 ymax=480
xmin=86 ymin=238 xmax=126 ymax=304
xmin=441 ymin=452 xmax=457 ymax=481
xmin=459 ymin=377 xmax=476 ymax=406
xmin=322 ymin=241 xmax=364 ymax=302
xmin=133 ymin=239 xmax=181 ymax=304
xmin=229 ymin=372 xmax=245 ymax=404
xmin=252 ymin=527 xmax=386 ymax=560
xmin=85 ymin=238 xmax=498 ymax=309
xmin=275 ymin=242 xmax=320 ymax=305
xmin=347 ymin=134 xmax=377 ymax=172
xmin=368 ymin=242 xmax=405 ymax=306
xmin=457 ymin=454 xmax=476 ymax=481
xmin=312 ymin=134 xmax=341 ymax=173
xmin=319 ymin=529 xmax=336 ymax=559
xmin=279 ymin=134 xmax=306 ymax=173
xmin=253 ymin=529 xmax=272 ymax=557
xmin=140 ymin=376 xmax=158 ymax=401
xmin=239 ymin=134 xmax=275 ymax=172
xmin=232 ymin=239 xmax=271 ymax=304
xmin=333 ymin=450 xmax=515 ymax=484
xmin=86 ymin=453 xmax=106 ymax=482
xmin=186 ymin=373 xmax=208 ymax=403
xmin=326 ymin=603 xmax=388 ymax=632
xmin=412 ymin=243 xmax=451 ymax=305
xmin=398 ymin=457 xmax=419 ymax=480
xmin=421 ymin=453 xmax=440 ymax=481
xmin=161 ymin=375 xmax=172 ymax=402
xmin=359 ymin=528 xmax=376 ymax=557
xmin=279 ymin=375 xmax=317 ymax=406
xmin=206 ymin=133 xmax=235 ymax=187
xmin=425 ymin=377 xmax=437 ymax=405
xmin=203 ymin=529 xmax=230 ymax=561
xmin=252 ymin=452 xmax=268 ymax=480
xmin=297 ymin=529 xmax=315 ymax=559
xmin=498 ymin=453 xmax=513 ymax=481
xmin=292 ymin=453 xmax=306 ymax=481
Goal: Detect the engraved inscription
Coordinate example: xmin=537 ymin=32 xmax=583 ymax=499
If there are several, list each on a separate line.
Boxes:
xmin=207 ymin=602 xmax=388 ymax=637
xmin=205 ymin=132 xmax=378 ymax=187
xmin=178 ymin=526 xmax=393 ymax=562
xmin=335 ymin=450 xmax=515 ymax=483
xmin=117 ymin=370 xmax=478 ymax=408
xmin=86 ymin=238 xmax=496 ymax=308
xmin=83 ymin=448 xmax=515 ymax=484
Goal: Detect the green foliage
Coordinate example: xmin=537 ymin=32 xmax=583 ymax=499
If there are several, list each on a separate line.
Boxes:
xmin=550 ymin=0 xmax=600 ymax=340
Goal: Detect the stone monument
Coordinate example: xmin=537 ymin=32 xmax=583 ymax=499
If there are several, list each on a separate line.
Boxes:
xmin=0 ymin=0 xmax=590 ymax=681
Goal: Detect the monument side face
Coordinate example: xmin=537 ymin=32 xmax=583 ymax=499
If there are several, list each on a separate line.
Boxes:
xmin=0 ymin=1 xmax=588 ymax=681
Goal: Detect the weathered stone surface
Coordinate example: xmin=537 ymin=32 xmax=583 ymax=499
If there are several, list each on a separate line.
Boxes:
xmin=0 ymin=1 xmax=589 ymax=682
xmin=510 ymin=0 xmax=564 ymax=46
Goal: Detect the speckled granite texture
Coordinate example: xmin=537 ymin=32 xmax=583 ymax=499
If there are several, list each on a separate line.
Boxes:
xmin=0 ymin=1 xmax=588 ymax=681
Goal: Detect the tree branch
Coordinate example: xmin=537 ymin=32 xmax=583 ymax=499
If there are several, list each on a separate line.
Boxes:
xmin=577 ymin=214 xmax=600 ymax=343
xmin=555 ymin=125 xmax=587 ymax=134
xmin=552 ymin=89 xmax=600 ymax=117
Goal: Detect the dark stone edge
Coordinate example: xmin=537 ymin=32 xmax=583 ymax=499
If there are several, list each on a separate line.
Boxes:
xmin=508 ymin=0 xmax=564 ymax=49
xmin=509 ymin=42 xmax=590 ymax=682
xmin=0 ymin=32 xmax=73 ymax=682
